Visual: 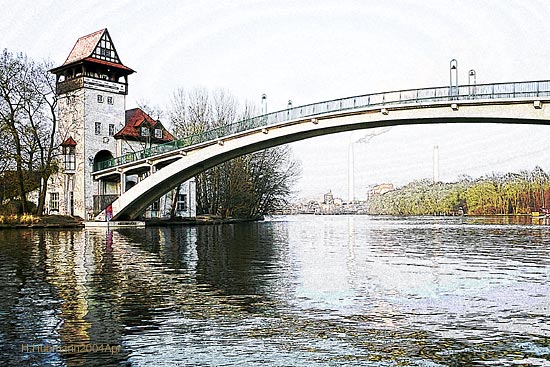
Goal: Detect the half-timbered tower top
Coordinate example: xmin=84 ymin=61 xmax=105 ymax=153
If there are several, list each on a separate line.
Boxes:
xmin=50 ymin=28 xmax=135 ymax=95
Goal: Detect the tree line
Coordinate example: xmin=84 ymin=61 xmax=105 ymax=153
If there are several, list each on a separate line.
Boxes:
xmin=0 ymin=48 xmax=300 ymax=218
xmin=367 ymin=167 xmax=550 ymax=215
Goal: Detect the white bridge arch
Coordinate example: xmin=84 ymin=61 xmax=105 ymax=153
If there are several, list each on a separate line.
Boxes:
xmin=92 ymin=80 xmax=550 ymax=220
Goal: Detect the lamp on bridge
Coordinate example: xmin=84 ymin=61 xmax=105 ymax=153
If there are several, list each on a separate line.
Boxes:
xmin=287 ymin=100 xmax=293 ymax=119
xmin=468 ymin=69 xmax=477 ymax=97
xmin=449 ymin=59 xmax=458 ymax=99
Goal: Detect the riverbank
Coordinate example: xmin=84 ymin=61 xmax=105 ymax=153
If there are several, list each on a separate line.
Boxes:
xmin=0 ymin=214 xmax=265 ymax=229
xmin=0 ymin=215 xmax=84 ymax=229
xmin=2 ymin=212 xmax=540 ymax=229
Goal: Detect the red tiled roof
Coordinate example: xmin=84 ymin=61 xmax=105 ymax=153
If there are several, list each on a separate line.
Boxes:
xmin=63 ymin=29 xmax=105 ymax=65
xmin=115 ymin=108 xmax=175 ymax=142
xmin=50 ymin=28 xmax=134 ymax=74
xmin=60 ymin=136 xmax=77 ymax=147
xmin=125 ymin=108 xmax=157 ymax=128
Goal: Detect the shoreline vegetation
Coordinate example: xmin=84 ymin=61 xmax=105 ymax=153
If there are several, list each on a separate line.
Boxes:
xmin=367 ymin=167 xmax=550 ymax=216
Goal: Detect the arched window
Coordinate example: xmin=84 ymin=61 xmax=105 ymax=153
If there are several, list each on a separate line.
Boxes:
xmin=93 ymin=150 xmax=114 ymax=170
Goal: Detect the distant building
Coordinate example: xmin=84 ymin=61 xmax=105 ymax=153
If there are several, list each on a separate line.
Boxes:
xmin=323 ymin=190 xmax=334 ymax=205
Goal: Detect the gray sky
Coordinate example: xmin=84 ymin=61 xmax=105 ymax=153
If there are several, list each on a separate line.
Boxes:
xmin=3 ymin=0 xmax=550 ymax=199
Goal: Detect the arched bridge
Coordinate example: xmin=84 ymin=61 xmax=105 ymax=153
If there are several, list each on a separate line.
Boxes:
xmin=93 ymin=80 xmax=550 ymax=220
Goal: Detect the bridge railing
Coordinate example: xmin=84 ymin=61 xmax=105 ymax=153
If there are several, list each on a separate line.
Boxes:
xmin=93 ymin=80 xmax=550 ymax=172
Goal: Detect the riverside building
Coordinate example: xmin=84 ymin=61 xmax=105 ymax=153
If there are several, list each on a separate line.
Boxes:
xmin=46 ymin=29 xmax=195 ymax=220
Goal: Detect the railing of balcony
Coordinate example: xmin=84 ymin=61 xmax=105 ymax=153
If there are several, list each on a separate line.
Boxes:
xmin=93 ymin=80 xmax=550 ymax=172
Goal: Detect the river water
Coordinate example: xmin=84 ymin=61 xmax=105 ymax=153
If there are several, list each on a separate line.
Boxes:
xmin=0 ymin=215 xmax=549 ymax=366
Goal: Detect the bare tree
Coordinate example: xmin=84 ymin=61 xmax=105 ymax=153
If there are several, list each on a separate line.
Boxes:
xmin=136 ymin=99 xmax=164 ymax=121
xmin=0 ymin=49 xmax=58 ymax=214
xmin=22 ymin=59 xmax=58 ymax=215
xmin=168 ymin=87 xmax=301 ymax=218
xmin=0 ymin=49 xmax=31 ymax=212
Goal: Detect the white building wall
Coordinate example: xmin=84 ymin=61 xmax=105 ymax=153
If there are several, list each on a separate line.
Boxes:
xmin=47 ymin=76 xmax=197 ymax=219
xmin=144 ymin=179 xmax=196 ymax=219
xmin=47 ymin=83 xmax=127 ymax=219
xmin=118 ymin=139 xmax=144 ymax=156
xmin=47 ymin=89 xmax=85 ymax=216
xmin=83 ymin=89 xmax=125 ymax=219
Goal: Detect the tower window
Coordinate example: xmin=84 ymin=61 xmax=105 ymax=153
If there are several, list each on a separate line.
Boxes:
xmin=141 ymin=126 xmax=150 ymax=136
xmin=49 ymin=192 xmax=59 ymax=211
xmin=97 ymin=95 xmax=103 ymax=103
xmin=63 ymin=146 xmax=76 ymax=171
xmin=95 ymin=122 xmax=101 ymax=135
xmin=154 ymin=128 xmax=162 ymax=139
xmin=107 ymin=96 xmax=113 ymax=105
xmin=108 ymin=124 xmax=115 ymax=136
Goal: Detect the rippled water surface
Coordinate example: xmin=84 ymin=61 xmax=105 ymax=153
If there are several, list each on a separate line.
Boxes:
xmin=1 ymin=215 xmax=549 ymax=366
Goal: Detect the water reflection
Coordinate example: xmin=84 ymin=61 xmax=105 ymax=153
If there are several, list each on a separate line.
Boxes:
xmin=0 ymin=230 xmax=130 ymax=367
xmin=0 ymin=216 xmax=549 ymax=366
xmin=193 ymin=222 xmax=295 ymax=300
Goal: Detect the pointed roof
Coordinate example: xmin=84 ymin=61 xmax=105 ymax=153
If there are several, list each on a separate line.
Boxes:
xmin=63 ymin=29 xmax=105 ymax=65
xmin=51 ymin=28 xmax=134 ymax=74
xmin=60 ymin=136 xmax=77 ymax=147
xmin=114 ymin=108 xmax=175 ymax=142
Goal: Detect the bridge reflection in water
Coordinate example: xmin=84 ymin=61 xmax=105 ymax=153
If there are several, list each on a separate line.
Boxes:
xmin=1 ymin=216 xmax=549 ymax=366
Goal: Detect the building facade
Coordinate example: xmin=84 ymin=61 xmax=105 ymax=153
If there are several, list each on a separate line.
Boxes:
xmin=46 ymin=29 xmax=195 ymax=220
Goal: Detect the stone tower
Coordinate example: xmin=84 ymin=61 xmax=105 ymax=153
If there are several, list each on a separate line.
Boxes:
xmin=49 ymin=29 xmax=134 ymax=219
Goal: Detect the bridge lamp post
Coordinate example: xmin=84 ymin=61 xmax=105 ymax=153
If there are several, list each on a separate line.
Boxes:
xmin=450 ymin=59 xmax=458 ymax=99
xmin=287 ymin=100 xmax=293 ymax=119
xmin=261 ymin=94 xmax=267 ymax=115
xmin=468 ymin=69 xmax=476 ymax=97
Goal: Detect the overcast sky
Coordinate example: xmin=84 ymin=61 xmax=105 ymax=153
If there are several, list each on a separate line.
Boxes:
xmin=3 ymin=0 xmax=550 ymax=199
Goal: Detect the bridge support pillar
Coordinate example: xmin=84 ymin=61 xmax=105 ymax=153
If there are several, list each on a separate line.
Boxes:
xmin=120 ymin=172 xmax=126 ymax=194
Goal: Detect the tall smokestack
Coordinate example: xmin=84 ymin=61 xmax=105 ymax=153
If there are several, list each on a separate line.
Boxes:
xmin=433 ymin=145 xmax=440 ymax=183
